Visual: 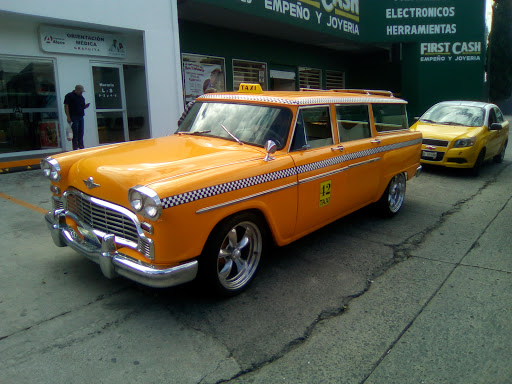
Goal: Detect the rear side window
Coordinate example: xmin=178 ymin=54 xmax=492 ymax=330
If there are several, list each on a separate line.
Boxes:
xmin=336 ymin=105 xmax=371 ymax=142
xmin=372 ymin=104 xmax=408 ymax=132
xmin=291 ymin=106 xmax=333 ymax=150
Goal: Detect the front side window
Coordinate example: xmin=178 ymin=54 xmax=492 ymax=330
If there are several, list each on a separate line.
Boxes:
xmin=494 ymin=107 xmax=504 ymax=123
xmin=336 ymin=105 xmax=371 ymax=142
xmin=291 ymin=106 xmax=333 ymax=150
xmin=177 ymin=102 xmax=292 ymax=149
xmin=373 ymin=104 xmax=408 ymax=132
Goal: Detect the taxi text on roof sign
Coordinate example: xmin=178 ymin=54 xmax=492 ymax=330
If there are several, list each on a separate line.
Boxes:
xmin=238 ymin=83 xmax=263 ymax=94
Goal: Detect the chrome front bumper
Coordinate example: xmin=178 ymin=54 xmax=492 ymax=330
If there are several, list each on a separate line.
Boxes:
xmin=45 ymin=209 xmax=198 ymax=288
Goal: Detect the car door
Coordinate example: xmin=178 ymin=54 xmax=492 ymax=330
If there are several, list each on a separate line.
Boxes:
xmin=487 ymin=106 xmax=508 ymax=157
xmin=335 ymin=104 xmax=380 ymax=208
xmin=288 ymin=105 xmax=345 ymax=236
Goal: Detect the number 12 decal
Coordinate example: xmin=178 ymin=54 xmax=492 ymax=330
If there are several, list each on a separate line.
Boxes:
xmin=319 ymin=180 xmax=331 ymax=207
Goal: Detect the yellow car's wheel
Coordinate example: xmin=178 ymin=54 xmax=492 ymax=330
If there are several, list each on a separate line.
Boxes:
xmin=378 ymin=173 xmax=406 ymax=217
xmin=200 ymin=212 xmax=265 ymax=296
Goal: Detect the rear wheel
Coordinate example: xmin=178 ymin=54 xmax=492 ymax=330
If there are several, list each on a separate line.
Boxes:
xmin=377 ymin=173 xmax=406 ymax=217
xmin=199 ymin=212 xmax=265 ymax=296
xmin=494 ymin=141 xmax=507 ymax=163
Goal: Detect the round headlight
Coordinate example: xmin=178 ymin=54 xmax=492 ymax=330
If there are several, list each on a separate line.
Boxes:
xmin=144 ymin=202 xmax=159 ymax=218
xmin=40 ymin=158 xmax=61 ymax=181
xmin=128 ymin=186 xmax=162 ymax=220
xmin=129 ymin=190 xmax=144 ymax=211
xmin=41 ymin=161 xmax=52 ymax=177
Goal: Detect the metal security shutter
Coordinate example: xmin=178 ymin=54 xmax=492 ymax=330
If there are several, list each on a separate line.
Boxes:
xmin=299 ymin=67 xmax=322 ymax=89
xmin=232 ymin=60 xmax=267 ymax=90
xmin=325 ymin=70 xmax=345 ymax=90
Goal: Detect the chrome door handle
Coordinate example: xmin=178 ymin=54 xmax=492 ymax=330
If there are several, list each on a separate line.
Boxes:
xmin=370 ymin=139 xmax=381 ymax=144
xmin=331 ymin=145 xmax=344 ymax=152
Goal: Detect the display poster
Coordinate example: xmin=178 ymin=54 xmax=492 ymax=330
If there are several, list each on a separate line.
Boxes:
xmin=39 ymin=120 xmax=59 ymax=148
xmin=40 ymin=25 xmax=126 ymax=58
xmin=182 ymin=54 xmax=225 ymax=103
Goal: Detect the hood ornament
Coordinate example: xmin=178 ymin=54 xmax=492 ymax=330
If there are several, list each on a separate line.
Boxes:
xmin=83 ymin=177 xmax=100 ymax=189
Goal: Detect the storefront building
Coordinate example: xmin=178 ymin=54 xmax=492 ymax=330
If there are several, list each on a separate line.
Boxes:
xmin=0 ymin=0 xmax=183 ymax=172
xmin=178 ymin=0 xmax=488 ymax=120
xmin=0 ymin=0 xmax=488 ymax=171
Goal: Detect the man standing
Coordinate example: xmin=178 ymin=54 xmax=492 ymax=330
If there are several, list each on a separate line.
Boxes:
xmin=64 ymin=85 xmax=90 ymax=150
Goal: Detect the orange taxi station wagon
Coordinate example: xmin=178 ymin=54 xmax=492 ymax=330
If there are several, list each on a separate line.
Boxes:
xmin=42 ymin=84 xmax=422 ymax=296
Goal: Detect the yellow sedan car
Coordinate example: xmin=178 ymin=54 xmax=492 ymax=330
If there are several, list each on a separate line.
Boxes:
xmin=410 ymin=101 xmax=509 ymax=171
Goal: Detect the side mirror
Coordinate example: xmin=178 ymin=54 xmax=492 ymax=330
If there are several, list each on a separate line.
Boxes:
xmin=490 ymin=123 xmax=503 ymax=131
xmin=263 ymin=140 xmax=277 ymax=162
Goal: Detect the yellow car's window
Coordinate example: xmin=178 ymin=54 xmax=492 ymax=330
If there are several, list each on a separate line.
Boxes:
xmin=177 ymin=102 xmax=292 ymax=149
xmin=291 ymin=106 xmax=333 ymax=150
xmin=335 ymin=104 xmax=371 ymax=142
xmin=373 ymin=104 xmax=409 ymax=132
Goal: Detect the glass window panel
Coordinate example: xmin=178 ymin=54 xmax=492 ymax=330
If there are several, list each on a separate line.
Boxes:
xmin=92 ymin=66 xmax=122 ymax=110
xmin=326 ymin=70 xmax=345 ymax=90
xmin=97 ymin=111 xmax=124 ymax=144
xmin=373 ymin=104 xmax=408 ymax=132
xmin=232 ymin=59 xmax=267 ymax=91
xmin=299 ymin=67 xmax=322 ymax=89
xmin=291 ymin=106 xmax=333 ymax=149
xmin=336 ymin=105 xmax=371 ymax=142
xmin=0 ymin=57 xmax=59 ymax=154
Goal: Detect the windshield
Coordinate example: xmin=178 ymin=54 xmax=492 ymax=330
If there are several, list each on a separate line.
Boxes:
xmin=176 ymin=102 xmax=293 ymax=149
xmin=420 ymin=104 xmax=485 ymax=127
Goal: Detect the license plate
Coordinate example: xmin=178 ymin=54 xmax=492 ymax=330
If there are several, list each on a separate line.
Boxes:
xmin=422 ymin=150 xmax=437 ymax=159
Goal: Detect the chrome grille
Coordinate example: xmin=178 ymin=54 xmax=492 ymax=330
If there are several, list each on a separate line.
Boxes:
xmin=65 ymin=191 xmax=139 ymax=244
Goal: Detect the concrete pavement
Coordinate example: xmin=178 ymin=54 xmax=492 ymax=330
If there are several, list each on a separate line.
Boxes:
xmin=231 ymin=158 xmax=512 ymax=383
xmin=0 ymin=140 xmax=511 ymax=383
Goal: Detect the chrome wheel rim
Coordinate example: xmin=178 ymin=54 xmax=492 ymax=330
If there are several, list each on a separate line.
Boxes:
xmin=217 ymin=221 xmax=262 ymax=290
xmin=388 ymin=173 xmax=406 ymax=213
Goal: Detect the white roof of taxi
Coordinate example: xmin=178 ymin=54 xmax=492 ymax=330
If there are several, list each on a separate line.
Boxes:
xmin=199 ymin=93 xmax=407 ymax=105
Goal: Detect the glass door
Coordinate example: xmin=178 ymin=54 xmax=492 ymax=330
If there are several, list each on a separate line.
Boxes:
xmin=92 ymin=64 xmax=127 ymax=144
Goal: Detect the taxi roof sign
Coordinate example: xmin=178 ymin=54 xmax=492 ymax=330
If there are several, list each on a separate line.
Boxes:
xmin=238 ymin=83 xmax=263 ymax=94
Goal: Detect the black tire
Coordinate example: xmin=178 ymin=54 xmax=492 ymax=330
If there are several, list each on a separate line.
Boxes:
xmin=494 ymin=141 xmax=507 ymax=163
xmin=199 ymin=212 xmax=265 ymax=296
xmin=471 ymin=149 xmax=485 ymax=176
xmin=377 ymin=173 xmax=406 ymax=217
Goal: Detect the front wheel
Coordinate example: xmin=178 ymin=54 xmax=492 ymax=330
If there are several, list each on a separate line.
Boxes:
xmin=377 ymin=173 xmax=406 ymax=217
xmin=199 ymin=212 xmax=265 ymax=296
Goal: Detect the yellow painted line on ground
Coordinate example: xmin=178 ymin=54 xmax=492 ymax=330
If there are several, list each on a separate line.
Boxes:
xmin=0 ymin=192 xmax=48 ymax=215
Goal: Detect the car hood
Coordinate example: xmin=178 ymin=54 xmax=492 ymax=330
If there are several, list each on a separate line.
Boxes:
xmin=65 ymin=135 xmax=267 ymax=202
xmin=412 ymin=122 xmax=482 ymax=141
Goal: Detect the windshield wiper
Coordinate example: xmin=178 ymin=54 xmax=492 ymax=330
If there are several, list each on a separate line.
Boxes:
xmin=221 ymin=124 xmax=243 ymax=145
xmin=420 ymin=119 xmax=436 ymax=123
xmin=178 ymin=130 xmax=211 ymax=135
xmin=439 ymin=121 xmax=463 ymax=126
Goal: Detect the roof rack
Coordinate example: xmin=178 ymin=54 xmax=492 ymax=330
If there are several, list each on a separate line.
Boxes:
xmin=299 ymin=88 xmax=395 ymax=98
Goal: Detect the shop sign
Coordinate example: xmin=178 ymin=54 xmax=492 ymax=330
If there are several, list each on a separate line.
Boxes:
xmin=195 ymin=0 xmax=483 ymax=44
xmin=39 ymin=25 xmax=126 ymax=58
xmin=419 ymin=41 xmax=482 ymax=63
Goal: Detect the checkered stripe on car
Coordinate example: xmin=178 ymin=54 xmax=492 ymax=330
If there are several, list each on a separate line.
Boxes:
xmin=161 ymin=167 xmax=298 ymax=208
xmin=161 ymin=138 xmax=422 ymax=209
xmin=295 ymin=138 xmax=421 ymax=175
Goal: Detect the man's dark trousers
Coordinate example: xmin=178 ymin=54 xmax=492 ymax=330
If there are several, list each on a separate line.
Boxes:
xmin=71 ymin=116 xmax=84 ymax=150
